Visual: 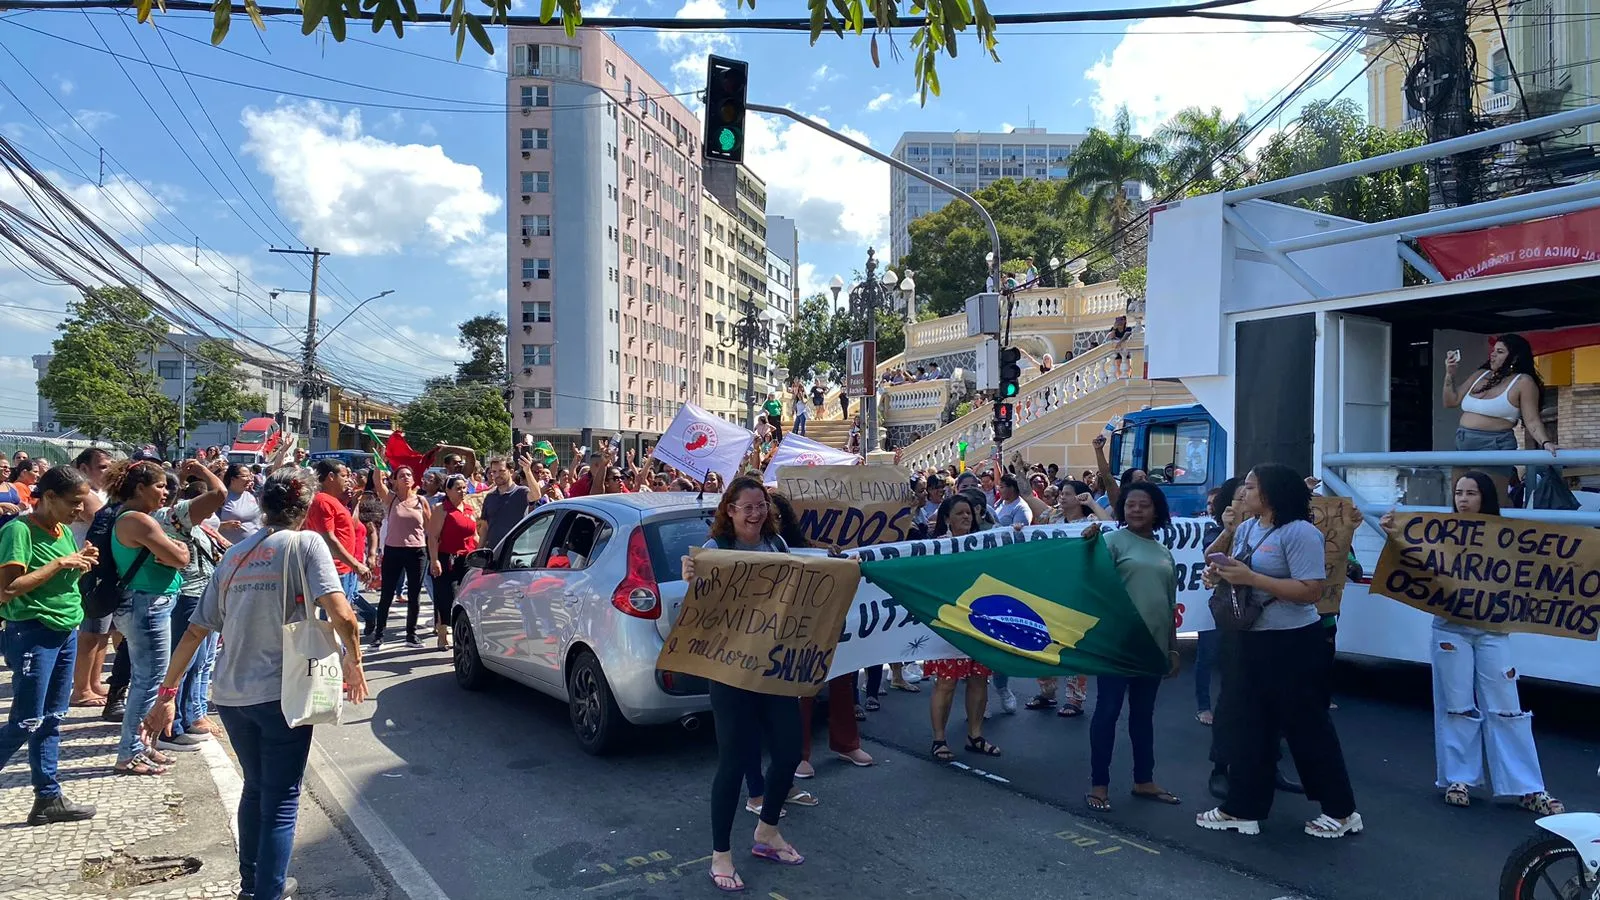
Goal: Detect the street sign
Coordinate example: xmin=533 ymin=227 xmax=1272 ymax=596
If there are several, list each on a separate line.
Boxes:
xmin=965 ymin=292 xmax=999 ymax=337
xmin=845 ymin=340 xmax=876 ymax=398
xmin=974 ymin=337 xmax=999 ymax=390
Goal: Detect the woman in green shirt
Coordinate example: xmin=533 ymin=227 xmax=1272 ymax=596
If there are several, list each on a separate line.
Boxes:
xmin=1082 ymin=482 xmax=1181 ymax=812
xmin=108 ymin=461 xmax=192 ymax=776
xmin=0 ymin=466 xmax=98 ymax=825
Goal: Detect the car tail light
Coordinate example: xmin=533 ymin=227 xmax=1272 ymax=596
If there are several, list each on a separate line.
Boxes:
xmin=612 ymin=528 xmax=661 ymax=619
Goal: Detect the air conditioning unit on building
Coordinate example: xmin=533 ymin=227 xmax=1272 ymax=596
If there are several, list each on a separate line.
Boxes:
xmin=523 ymin=366 xmax=533 ymax=375
xmin=522 ymin=324 xmax=532 ymax=333
xmin=522 ymin=411 xmax=532 ymax=421
xmin=521 ymin=151 xmax=530 ymax=159
xmin=522 ymin=280 xmax=532 ymax=288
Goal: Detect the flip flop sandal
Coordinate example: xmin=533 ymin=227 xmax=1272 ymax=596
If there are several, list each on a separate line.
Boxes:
xmin=1057 ymin=703 xmax=1084 ymax=718
xmin=145 ymin=748 xmax=178 ymax=766
xmin=1195 ymin=710 xmax=1214 ymax=726
xmin=864 ymin=697 xmax=880 ymax=712
xmin=793 ymin=762 xmax=815 ymax=780
xmin=785 ymin=789 xmax=820 ymax=807
xmin=931 ymin=740 xmax=955 ymax=762
xmin=1444 ymin=783 xmax=1471 ymax=807
xmin=1132 ymin=789 xmax=1182 ymax=805
xmin=751 ymin=843 xmax=805 ymax=866
xmin=854 ymin=705 xmax=867 ymax=721
xmin=1024 ymin=695 xmax=1057 ymax=710
xmin=115 ymin=753 xmax=169 ymax=777
xmin=1305 ymin=812 xmax=1364 ymax=839
xmin=1085 ymin=793 xmax=1113 ymax=812
xmin=709 ymin=870 xmax=745 ymax=893
xmin=71 ymin=696 xmax=107 ymax=708
xmin=744 ymin=802 xmax=787 ymax=818
xmin=964 ymin=735 xmax=1002 ymax=757
xmin=889 ymin=681 xmax=921 ymax=693
xmin=1519 ymin=792 xmax=1565 ymax=815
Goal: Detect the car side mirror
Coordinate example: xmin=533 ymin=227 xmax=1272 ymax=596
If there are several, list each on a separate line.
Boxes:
xmin=465 ymin=548 xmax=495 ymax=570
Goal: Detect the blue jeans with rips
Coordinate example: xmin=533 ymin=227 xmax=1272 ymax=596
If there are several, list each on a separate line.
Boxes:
xmin=218 ymin=702 xmax=314 ymax=900
xmin=112 ymin=589 xmax=175 ymax=762
xmin=0 ymin=620 xmax=76 ymax=797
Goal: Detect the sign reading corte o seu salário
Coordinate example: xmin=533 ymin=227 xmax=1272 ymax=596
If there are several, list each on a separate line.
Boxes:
xmin=656 ymin=549 xmax=860 ymax=697
xmin=1371 ymin=513 xmax=1600 ymax=640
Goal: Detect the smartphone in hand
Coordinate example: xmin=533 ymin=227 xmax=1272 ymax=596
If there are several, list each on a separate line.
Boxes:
xmin=1446 ymin=349 xmax=1461 ymax=364
xmin=1207 ymin=553 xmax=1229 ymax=567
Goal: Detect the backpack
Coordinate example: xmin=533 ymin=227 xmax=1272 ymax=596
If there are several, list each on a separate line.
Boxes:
xmin=79 ymin=504 xmax=150 ymax=619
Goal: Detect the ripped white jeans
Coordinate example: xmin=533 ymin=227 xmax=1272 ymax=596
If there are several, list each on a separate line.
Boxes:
xmin=1431 ymin=619 xmax=1545 ymax=796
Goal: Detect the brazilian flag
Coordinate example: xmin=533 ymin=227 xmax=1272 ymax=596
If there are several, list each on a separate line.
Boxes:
xmin=858 ymin=537 xmax=1167 ymax=677
xmin=531 ymin=440 xmax=559 ymax=466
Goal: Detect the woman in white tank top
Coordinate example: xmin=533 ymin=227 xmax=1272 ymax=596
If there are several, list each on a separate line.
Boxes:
xmin=1442 ymin=334 xmax=1558 ymax=495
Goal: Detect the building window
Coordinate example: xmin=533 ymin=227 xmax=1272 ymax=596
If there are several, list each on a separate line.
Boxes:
xmin=524 ymin=85 xmax=549 ymax=108
xmin=1490 ymin=47 xmax=1511 ymax=94
xmin=520 ymin=128 xmax=549 ymax=151
xmin=520 ymin=171 xmax=550 ymax=194
xmin=157 ymin=360 xmax=183 ymax=380
xmin=522 ymin=389 xmax=552 ymax=409
xmin=604 ymin=61 xmax=616 ymax=78
xmin=522 ymin=344 xmax=552 ymax=366
xmin=521 ymin=300 xmax=551 ymax=323
xmin=512 ymin=44 xmax=535 ymax=76
xmin=520 ymin=214 xmax=551 ymax=237
xmin=521 ymin=258 xmax=551 ymax=280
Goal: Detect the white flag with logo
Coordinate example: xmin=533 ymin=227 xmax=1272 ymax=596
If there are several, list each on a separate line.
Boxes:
xmin=651 ymin=403 xmax=754 ymax=487
xmin=762 ymin=432 xmax=860 ymax=484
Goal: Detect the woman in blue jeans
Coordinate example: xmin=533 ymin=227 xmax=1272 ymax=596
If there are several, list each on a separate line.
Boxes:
xmin=147 ymin=469 xmax=368 ymax=900
xmin=1081 ymin=483 xmax=1182 ymax=811
xmin=108 ymin=460 xmax=192 ymax=777
xmin=0 ymin=466 xmax=99 ymax=825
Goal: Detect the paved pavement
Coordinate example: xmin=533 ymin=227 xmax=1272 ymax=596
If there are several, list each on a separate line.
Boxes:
xmin=0 ymin=671 xmax=397 ymax=900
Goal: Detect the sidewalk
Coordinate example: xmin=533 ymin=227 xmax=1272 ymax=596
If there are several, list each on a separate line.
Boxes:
xmin=0 ymin=672 xmax=397 ymax=900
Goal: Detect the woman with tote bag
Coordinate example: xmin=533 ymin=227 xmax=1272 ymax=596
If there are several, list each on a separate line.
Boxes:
xmin=144 ymin=469 xmax=367 ymax=900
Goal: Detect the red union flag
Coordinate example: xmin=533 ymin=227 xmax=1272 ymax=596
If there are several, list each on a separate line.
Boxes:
xmin=1417 ymin=207 xmax=1600 ymax=280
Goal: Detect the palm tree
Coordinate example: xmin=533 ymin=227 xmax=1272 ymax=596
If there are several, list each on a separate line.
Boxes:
xmin=1157 ymin=106 xmax=1250 ymax=189
xmin=1065 ymin=105 xmax=1162 ymax=262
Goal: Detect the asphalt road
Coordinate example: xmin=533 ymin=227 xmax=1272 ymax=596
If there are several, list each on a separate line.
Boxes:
xmin=306 ymin=640 xmax=1600 ymax=900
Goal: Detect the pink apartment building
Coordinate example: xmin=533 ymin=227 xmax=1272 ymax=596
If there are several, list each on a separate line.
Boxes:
xmin=506 ymin=27 xmax=703 ymax=442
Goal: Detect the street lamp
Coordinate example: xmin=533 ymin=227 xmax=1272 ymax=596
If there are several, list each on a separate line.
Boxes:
xmin=314 ymin=289 xmax=395 ymax=350
xmin=899 ymin=271 xmax=916 ymax=321
xmin=828 ymin=274 xmax=845 ymax=310
xmin=717 ymin=292 xmax=774 ymax=430
xmin=846 ymin=247 xmax=896 ymax=456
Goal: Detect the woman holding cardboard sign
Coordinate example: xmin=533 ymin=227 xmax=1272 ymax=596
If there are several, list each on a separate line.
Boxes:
xmin=1379 ymin=472 xmax=1564 ymax=815
xmin=680 ymin=476 xmax=806 ymax=893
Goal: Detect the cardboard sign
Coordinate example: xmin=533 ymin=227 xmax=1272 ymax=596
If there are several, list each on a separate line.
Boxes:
xmin=657 ymin=550 xmax=860 ymax=696
xmin=1310 ymin=496 xmax=1359 ymax=615
xmin=775 ymin=465 xmax=916 ymax=550
xmin=1370 ymin=513 xmax=1600 ymax=640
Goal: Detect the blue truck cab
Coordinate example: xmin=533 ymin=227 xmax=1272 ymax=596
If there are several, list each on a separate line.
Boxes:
xmin=1107 ymin=403 xmax=1226 ymax=519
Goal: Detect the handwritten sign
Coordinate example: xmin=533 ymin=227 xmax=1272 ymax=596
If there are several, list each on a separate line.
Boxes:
xmin=775 ymin=465 xmax=916 ymax=551
xmin=1370 ymin=513 xmax=1600 ymax=640
xmin=1310 ymin=497 xmax=1359 ymax=615
xmin=657 ymin=550 xmax=860 ymax=696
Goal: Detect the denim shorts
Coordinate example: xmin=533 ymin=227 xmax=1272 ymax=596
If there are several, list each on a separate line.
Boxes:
xmin=1454 ymin=426 xmax=1518 ymax=477
xmin=79 ymin=613 xmax=115 ymax=635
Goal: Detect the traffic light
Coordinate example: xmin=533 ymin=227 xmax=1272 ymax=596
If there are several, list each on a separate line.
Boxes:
xmin=998 ymin=346 xmax=1022 ymax=399
xmin=992 ymin=401 xmax=1014 ymax=443
xmin=703 ymin=55 xmax=749 ymax=164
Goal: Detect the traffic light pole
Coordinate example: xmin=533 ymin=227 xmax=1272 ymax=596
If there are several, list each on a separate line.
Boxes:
xmin=746 ymin=103 xmax=1001 ymax=291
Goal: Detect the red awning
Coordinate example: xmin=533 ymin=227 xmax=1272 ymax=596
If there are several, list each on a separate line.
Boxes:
xmin=1416 ymin=206 xmax=1600 ymax=281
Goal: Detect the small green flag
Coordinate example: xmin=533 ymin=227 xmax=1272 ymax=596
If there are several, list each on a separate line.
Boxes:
xmin=531 ymin=440 xmax=558 ymax=466
xmin=858 ymin=537 xmax=1166 ymax=678
xmin=360 ymin=425 xmax=390 ymax=473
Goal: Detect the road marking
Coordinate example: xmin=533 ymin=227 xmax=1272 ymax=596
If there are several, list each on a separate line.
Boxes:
xmin=196 ymin=736 xmax=242 ymax=849
xmin=946 ymin=760 xmax=1012 ymax=784
xmin=1056 ymin=825 xmax=1161 ymax=856
xmin=308 ymin=738 xmax=454 ymax=900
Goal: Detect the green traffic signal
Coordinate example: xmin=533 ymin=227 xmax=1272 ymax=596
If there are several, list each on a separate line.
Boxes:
xmin=1002 ymin=382 xmax=1018 ymax=398
xmin=718 ymin=127 xmax=739 ymax=153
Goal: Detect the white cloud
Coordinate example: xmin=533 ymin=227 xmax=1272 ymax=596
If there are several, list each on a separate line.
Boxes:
xmin=744 ymin=109 xmax=888 ymax=248
xmin=865 ymin=92 xmax=896 ymax=112
xmin=587 ymin=0 xmax=618 ymax=14
xmin=240 ymin=102 xmax=501 ymax=256
xmin=0 ymin=356 xmax=41 ymax=429
xmin=1083 ymin=0 xmax=1370 ymax=134
xmin=658 ymin=0 xmax=734 ymax=93
xmin=795 ymin=262 xmax=822 ymax=298
xmin=57 ymin=78 xmax=74 ymax=97
xmin=448 ymin=231 xmax=508 ymax=308
xmin=74 ymin=110 xmax=115 ymax=132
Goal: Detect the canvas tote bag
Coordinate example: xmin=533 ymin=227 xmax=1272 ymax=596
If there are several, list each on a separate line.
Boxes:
xmin=279 ymin=533 xmax=344 ymax=727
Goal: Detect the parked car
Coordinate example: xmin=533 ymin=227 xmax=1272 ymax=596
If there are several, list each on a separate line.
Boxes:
xmin=449 ymin=492 xmax=721 ymax=754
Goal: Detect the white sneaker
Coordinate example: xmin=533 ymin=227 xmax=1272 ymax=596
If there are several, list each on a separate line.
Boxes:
xmin=1000 ymin=686 xmax=1018 ymax=714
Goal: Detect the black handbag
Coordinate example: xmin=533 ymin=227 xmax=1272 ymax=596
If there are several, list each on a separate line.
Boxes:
xmin=1209 ymin=524 xmax=1276 ymax=632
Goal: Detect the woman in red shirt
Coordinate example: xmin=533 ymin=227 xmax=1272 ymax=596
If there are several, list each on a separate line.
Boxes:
xmin=425 ymin=475 xmax=479 ymax=650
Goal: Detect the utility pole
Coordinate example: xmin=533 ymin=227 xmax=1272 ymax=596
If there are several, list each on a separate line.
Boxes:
xmin=270 ymin=246 xmax=329 ymax=450
xmin=1410 ymin=0 xmax=1480 ymax=207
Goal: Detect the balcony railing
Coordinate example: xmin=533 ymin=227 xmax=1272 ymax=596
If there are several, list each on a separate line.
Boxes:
xmin=904 ymin=281 xmax=1131 ymax=352
xmin=883 ymin=381 xmax=951 ymax=416
xmin=898 ymin=337 xmax=1143 ymax=471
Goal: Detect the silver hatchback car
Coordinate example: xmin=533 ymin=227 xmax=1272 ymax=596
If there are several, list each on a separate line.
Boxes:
xmin=449 ymin=492 xmax=720 ymax=754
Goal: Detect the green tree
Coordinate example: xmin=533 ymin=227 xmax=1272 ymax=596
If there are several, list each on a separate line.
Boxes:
xmin=454 ymin=313 xmax=507 ymax=385
xmin=1157 ymin=105 xmax=1249 ymax=193
xmin=899 ymin=178 xmax=1095 ymax=317
xmin=1066 ymin=105 xmax=1163 ymax=261
xmin=1243 ymin=99 xmax=1429 ymax=223
xmin=161 ymin=0 xmax=997 ymax=104
xmin=777 ymin=293 xmax=850 ymax=384
xmin=397 ymin=381 xmax=511 ymax=455
xmin=38 ymin=286 xmax=184 ymax=455
xmin=189 ymin=340 xmax=269 ymax=429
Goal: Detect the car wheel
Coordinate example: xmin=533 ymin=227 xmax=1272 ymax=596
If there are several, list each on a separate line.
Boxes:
xmin=452 ymin=610 xmax=492 ymax=691
xmin=567 ymin=650 xmax=624 ymax=756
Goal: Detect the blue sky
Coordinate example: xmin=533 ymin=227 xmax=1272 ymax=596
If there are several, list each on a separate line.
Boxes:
xmin=0 ymin=0 xmax=1371 ymax=429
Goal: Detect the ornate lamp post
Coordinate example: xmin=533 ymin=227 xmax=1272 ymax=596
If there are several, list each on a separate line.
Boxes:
xmin=716 ymin=291 xmax=774 ymax=431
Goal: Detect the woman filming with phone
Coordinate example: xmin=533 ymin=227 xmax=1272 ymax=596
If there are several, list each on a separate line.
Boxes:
xmin=1442 ymin=335 xmax=1558 ymax=502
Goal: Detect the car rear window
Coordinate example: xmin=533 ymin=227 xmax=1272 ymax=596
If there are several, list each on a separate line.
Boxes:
xmin=643 ymin=513 xmax=714 ymax=582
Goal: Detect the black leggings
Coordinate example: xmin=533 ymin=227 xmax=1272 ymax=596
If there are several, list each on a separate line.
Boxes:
xmin=709 ymin=682 xmax=801 ymax=853
xmin=377 ymin=546 xmax=425 ymax=641
xmin=432 ymin=554 xmax=466 ymax=624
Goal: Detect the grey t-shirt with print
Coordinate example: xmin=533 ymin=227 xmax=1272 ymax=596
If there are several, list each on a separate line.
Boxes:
xmin=1233 ymin=517 xmax=1325 ymax=631
xmin=191 ymin=529 xmax=342 ymax=708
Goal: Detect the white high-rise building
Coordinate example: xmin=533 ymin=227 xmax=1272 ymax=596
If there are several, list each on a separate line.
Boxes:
xmin=889 ymin=127 xmax=1089 ymax=262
